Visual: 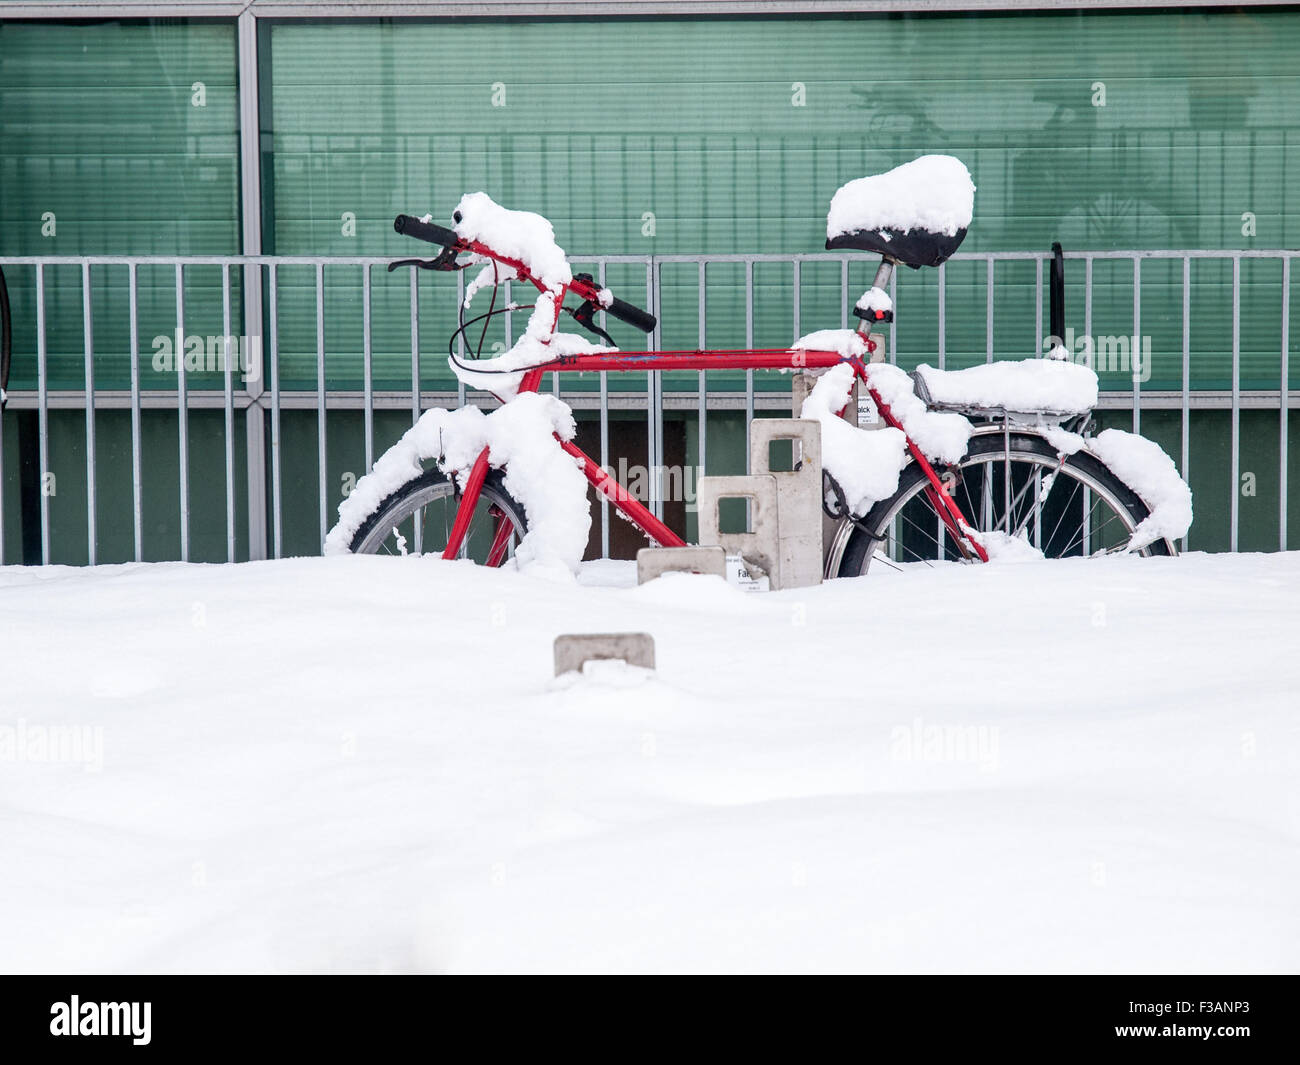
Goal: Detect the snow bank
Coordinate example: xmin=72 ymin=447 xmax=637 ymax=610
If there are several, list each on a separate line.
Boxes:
xmin=4 ymin=551 xmax=1298 ymax=974
xmin=792 ymin=329 xmax=869 ymax=359
xmin=975 ymin=529 xmax=1046 ymax=563
xmin=1087 ymin=429 xmax=1193 ymax=550
xmin=865 ymin=363 xmax=973 ymax=465
xmin=452 ymin=192 xmax=572 ymax=290
xmin=799 ymin=363 xmax=908 ymax=515
xmin=324 ymin=393 xmax=590 ymax=574
xmin=915 ymin=359 xmax=1098 ymax=414
xmin=827 ymin=155 xmax=975 ymax=240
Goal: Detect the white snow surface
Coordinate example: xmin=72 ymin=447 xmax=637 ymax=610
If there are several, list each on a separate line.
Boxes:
xmin=864 ymin=363 xmax=974 ymax=465
xmin=451 ymin=192 xmax=572 ymax=290
xmin=324 ymin=393 xmax=590 ymax=575
xmin=792 ymin=329 xmax=870 ymax=359
xmin=855 ymin=286 xmax=894 ymax=315
xmin=1042 ymin=424 xmax=1088 ymax=456
xmin=916 ymin=359 xmax=1099 ymax=414
xmin=827 ymin=155 xmax=975 ymax=240
xmin=450 ymin=328 xmax=616 ymax=401
xmin=1087 ymin=428 xmax=1194 ymax=550
xmin=2 ymin=550 xmax=1297 ymax=974
xmin=799 ymin=364 xmax=908 ymax=514
xmin=462 ymin=262 xmax=518 ymax=309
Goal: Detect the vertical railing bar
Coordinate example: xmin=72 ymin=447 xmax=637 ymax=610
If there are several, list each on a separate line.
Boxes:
xmin=792 ymin=259 xmax=801 ymax=342
xmin=1280 ymin=257 xmax=1290 ymax=551
xmin=937 ymin=262 xmax=946 ymax=370
xmin=81 ymin=261 xmax=96 ymax=565
xmin=409 ymin=266 xmax=421 ymax=556
xmin=456 ymin=269 xmax=467 ymax=405
xmin=409 ymin=266 xmax=420 ymax=429
xmin=1034 ymin=257 xmax=1043 ymax=356
xmin=363 ymin=264 xmax=373 ymax=473
xmin=649 ymin=260 xmax=661 ymax=519
xmin=503 ymin=278 xmax=513 ymax=349
xmin=317 ymin=264 xmax=328 ymax=551
xmin=36 ymin=265 xmax=49 ymax=564
xmin=1132 ymin=256 xmax=1141 ymax=435
xmin=128 ymin=263 xmax=143 ymax=562
xmin=745 ymin=258 xmax=754 ymax=473
xmin=698 ymin=260 xmax=707 ymax=480
xmin=985 ymin=256 xmax=994 ymax=364
xmin=175 ymin=262 xmax=189 ymax=563
xmin=222 ymin=264 xmax=235 ymax=562
xmin=269 ymin=263 xmax=282 ymax=560
xmin=1084 ymin=257 xmax=1094 ymax=362
xmin=1181 ymin=256 xmax=1191 ymax=551
xmin=888 ymin=265 xmax=897 ymax=364
xmin=598 ymin=260 xmax=610 ymax=559
xmin=840 ymin=258 xmax=849 ymax=330
xmin=1231 ymin=255 xmax=1240 ymax=552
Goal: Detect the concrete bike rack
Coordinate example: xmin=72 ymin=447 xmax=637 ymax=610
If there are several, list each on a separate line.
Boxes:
xmin=554 ymin=633 xmax=656 ymax=676
xmin=696 ymin=473 xmax=780 ymax=587
xmin=748 ymin=418 xmax=823 ymax=590
xmin=636 ymin=545 xmax=727 ymax=583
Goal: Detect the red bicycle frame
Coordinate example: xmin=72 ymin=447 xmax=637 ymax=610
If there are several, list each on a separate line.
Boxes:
xmin=436 ymin=240 xmax=986 ymax=565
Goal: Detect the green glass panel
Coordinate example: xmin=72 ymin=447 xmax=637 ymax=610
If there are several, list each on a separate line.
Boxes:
xmin=261 ymin=11 xmax=1300 ymax=396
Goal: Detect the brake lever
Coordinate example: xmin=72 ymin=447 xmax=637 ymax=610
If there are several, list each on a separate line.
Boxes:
xmin=566 ymin=301 xmax=617 ymax=347
xmin=386 ymin=245 xmax=463 ymax=273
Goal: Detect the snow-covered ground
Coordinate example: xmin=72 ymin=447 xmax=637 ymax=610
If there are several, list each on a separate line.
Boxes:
xmin=1 ymin=551 xmax=1297 ymax=974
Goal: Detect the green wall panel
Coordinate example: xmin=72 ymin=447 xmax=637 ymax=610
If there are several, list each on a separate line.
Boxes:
xmin=0 ymin=19 xmax=241 ymax=391
xmin=261 ymin=11 xmax=1300 ymax=396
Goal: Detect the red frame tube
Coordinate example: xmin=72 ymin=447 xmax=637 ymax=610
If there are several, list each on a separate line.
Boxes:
xmin=558 ymin=437 xmax=686 ymax=549
xmin=441 ymin=446 xmax=492 ymax=560
xmin=424 ymin=232 xmax=985 ymax=565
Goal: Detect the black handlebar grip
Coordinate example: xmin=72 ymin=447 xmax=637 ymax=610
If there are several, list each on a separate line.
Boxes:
xmin=605 ymin=295 xmax=657 ymax=333
xmin=393 ymin=214 xmax=460 ymax=248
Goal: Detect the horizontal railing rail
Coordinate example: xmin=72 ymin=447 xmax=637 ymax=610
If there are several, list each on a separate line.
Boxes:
xmin=1 ymin=247 xmax=1295 ymax=563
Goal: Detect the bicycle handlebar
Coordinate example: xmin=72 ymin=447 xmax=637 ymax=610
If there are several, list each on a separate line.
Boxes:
xmin=393 ymin=214 xmax=460 ymax=248
xmin=605 ymin=295 xmax=656 ymax=334
xmin=393 ymin=211 xmax=657 ymax=334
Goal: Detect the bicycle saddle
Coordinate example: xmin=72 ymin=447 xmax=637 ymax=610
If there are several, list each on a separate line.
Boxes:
xmin=825 ymin=154 xmax=974 ymax=269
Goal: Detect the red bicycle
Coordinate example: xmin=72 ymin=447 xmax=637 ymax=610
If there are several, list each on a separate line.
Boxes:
xmin=327 ymin=157 xmax=1188 ymax=576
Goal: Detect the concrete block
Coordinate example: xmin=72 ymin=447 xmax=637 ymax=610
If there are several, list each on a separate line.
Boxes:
xmin=636 ymin=545 xmax=727 ymax=583
xmin=696 ymin=473 xmax=780 ymax=588
xmin=553 ymin=632 xmax=656 ymax=676
xmin=750 ymin=419 xmax=823 ymax=589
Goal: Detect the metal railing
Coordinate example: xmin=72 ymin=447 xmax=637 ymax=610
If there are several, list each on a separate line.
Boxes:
xmin=1 ymin=247 xmax=1295 ymax=564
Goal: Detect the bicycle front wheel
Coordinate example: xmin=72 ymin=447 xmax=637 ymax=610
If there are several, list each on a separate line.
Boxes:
xmin=835 ymin=431 xmax=1173 ymax=577
xmin=345 ymin=467 xmax=529 ymax=561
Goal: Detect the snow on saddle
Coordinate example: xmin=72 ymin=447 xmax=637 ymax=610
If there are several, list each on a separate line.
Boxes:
xmin=825 ymin=155 xmax=975 ymax=269
xmin=910 ymin=358 xmax=1099 ymax=417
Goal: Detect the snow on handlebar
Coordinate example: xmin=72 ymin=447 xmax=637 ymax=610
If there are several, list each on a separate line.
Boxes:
xmin=393 ymin=192 xmax=656 ymax=333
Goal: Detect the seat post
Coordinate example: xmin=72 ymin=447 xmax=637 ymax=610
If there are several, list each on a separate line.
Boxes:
xmin=871 ymin=257 xmax=895 ymax=292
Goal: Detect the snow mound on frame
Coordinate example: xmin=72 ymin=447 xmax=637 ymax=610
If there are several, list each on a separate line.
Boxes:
xmin=324 ymin=393 xmax=591 ymax=575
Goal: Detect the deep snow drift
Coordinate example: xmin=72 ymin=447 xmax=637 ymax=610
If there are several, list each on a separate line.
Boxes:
xmin=1 ymin=551 xmax=1297 ymax=974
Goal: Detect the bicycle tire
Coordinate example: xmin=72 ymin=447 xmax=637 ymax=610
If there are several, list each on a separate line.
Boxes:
xmin=346 ymin=466 xmax=529 ymax=559
xmin=836 ymin=431 xmax=1174 ymax=577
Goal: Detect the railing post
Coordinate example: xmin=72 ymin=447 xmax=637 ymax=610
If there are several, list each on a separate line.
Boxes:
xmin=238 ymin=9 xmax=268 ymax=561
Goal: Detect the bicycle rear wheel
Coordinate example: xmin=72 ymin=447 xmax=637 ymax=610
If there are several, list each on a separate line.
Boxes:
xmin=835 ymin=431 xmax=1172 ymax=577
xmin=346 ymin=467 xmax=528 ymax=561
